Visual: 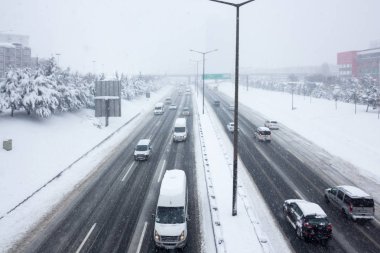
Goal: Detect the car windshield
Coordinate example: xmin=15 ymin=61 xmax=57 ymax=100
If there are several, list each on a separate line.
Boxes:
xmin=156 ymin=206 xmax=185 ymax=224
xmin=155 ymin=107 xmax=162 ymax=110
xmin=135 ymin=145 xmax=148 ymax=151
xmin=271 ymin=121 xmax=278 ymax=124
xmin=175 ymin=127 xmax=186 ymax=133
xmin=259 ymin=130 xmax=271 ymax=135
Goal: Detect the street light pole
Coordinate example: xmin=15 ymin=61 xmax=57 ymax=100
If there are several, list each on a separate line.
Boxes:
xmin=190 ymin=49 xmax=218 ymax=114
xmin=55 ymin=53 xmax=61 ymax=66
xmin=210 ymin=0 xmax=255 ymax=216
xmin=190 ymin=60 xmax=201 ymax=97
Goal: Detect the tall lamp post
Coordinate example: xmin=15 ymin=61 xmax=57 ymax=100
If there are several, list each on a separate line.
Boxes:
xmin=190 ymin=49 xmax=218 ymax=114
xmin=55 ymin=53 xmax=61 ymax=66
xmin=190 ymin=59 xmax=201 ymax=97
xmin=210 ymin=0 xmax=255 ymax=216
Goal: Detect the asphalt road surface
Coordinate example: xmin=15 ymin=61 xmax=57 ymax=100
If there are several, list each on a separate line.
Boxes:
xmin=18 ymin=91 xmax=201 ymax=253
xmin=206 ymin=87 xmax=380 ymax=253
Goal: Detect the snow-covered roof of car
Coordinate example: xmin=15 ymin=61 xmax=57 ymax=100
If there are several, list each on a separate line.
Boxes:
xmin=285 ymin=199 xmax=327 ymax=217
xmin=257 ymin=127 xmax=270 ymax=131
xmin=137 ymin=139 xmax=151 ymax=146
xmin=337 ymin=185 xmax=371 ymax=198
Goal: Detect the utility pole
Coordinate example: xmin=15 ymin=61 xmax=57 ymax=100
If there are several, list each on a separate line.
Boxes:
xmin=190 ymin=49 xmax=218 ymax=114
xmin=210 ymin=0 xmax=255 ymax=216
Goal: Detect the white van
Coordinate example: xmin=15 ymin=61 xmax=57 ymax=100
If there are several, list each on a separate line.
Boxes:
xmin=154 ymin=170 xmax=188 ymax=250
xmin=154 ymin=102 xmax=164 ymax=115
xmin=173 ymin=118 xmax=187 ymax=142
xmin=133 ymin=139 xmax=151 ymax=161
xmin=254 ymin=127 xmax=271 ymax=142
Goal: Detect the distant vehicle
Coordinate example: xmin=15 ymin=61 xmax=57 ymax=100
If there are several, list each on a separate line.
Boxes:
xmin=283 ymin=199 xmax=332 ymax=244
xmin=324 ymin=185 xmax=375 ymax=221
xmin=254 ymin=127 xmax=271 ymax=142
xmin=165 ymin=97 xmax=172 ymax=104
xmin=226 ymin=122 xmax=239 ymax=133
xmin=213 ymin=100 xmax=220 ymax=106
xmin=264 ymin=120 xmax=279 ymax=130
xmin=154 ymin=169 xmax=188 ymax=250
xmin=228 ymin=104 xmax=234 ymax=111
xmin=154 ymin=102 xmax=164 ymax=115
xmin=173 ymin=118 xmax=187 ymax=142
xmin=169 ymin=104 xmax=177 ymax=110
xmin=182 ymin=107 xmax=190 ymax=116
xmin=134 ymin=139 xmax=152 ymax=161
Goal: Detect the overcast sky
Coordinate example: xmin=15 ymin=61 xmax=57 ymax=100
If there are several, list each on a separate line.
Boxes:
xmin=1 ymin=0 xmax=380 ymax=75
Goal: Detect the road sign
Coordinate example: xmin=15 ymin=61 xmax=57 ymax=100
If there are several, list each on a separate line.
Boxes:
xmin=204 ymin=73 xmax=231 ymax=80
xmin=95 ymin=81 xmax=121 ymax=126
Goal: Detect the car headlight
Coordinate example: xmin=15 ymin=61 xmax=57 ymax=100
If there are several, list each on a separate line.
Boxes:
xmin=155 ymin=230 xmax=160 ymax=241
xmin=179 ymin=231 xmax=185 ymax=241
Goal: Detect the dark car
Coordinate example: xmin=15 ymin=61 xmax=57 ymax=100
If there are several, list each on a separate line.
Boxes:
xmin=213 ymin=100 xmax=220 ymax=106
xmin=283 ymin=199 xmax=332 ymax=245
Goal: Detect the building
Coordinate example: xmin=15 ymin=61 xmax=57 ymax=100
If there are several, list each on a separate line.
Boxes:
xmin=337 ymin=47 xmax=380 ymax=82
xmin=337 ymin=51 xmax=358 ymax=78
xmin=0 ymin=33 xmax=31 ymax=78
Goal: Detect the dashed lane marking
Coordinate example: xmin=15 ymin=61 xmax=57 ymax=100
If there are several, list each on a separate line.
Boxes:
xmin=136 ymin=221 xmax=148 ymax=253
xmin=75 ymin=223 xmax=96 ymax=253
xmin=122 ymin=162 xmax=135 ymax=182
xmin=157 ymin=160 xmax=166 ymax=183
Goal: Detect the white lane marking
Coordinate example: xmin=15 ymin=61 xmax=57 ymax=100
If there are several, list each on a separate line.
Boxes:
xmin=75 ymin=223 xmax=96 ymax=253
xmin=136 ymin=221 xmax=148 ymax=253
xmin=122 ymin=162 xmax=135 ymax=182
xmin=157 ymin=160 xmax=166 ymax=183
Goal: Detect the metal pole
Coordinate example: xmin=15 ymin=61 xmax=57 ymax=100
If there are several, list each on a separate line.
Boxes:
xmin=196 ymin=61 xmax=199 ymax=97
xmin=209 ymin=0 xmax=255 ymax=217
xmin=232 ymin=6 xmax=240 ymax=216
xmin=202 ymin=53 xmax=205 ymax=114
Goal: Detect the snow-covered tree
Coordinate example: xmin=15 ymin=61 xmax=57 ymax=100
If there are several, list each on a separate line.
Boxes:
xmin=0 ymin=70 xmax=23 ymax=116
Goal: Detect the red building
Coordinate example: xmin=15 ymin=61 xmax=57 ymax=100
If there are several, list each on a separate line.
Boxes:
xmin=337 ymin=51 xmax=358 ymax=77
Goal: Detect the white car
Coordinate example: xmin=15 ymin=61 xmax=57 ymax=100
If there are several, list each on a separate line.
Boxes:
xmin=264 ymin=120 xmax=279 ymax=130
xmin=226 ymin=122 xmax=239 ymax=133
xmin=169 ymin=104 xmax=177 ymax=110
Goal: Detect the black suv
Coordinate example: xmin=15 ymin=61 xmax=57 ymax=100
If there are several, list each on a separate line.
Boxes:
xmin=283 ymin=199 xmax=332 ymax=245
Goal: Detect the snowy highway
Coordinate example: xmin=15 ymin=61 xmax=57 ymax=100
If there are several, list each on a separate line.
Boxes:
xmin=205 ymin=88 xmax=380 ymax=253
xmin=19 ymin=93 xmax=202 ymax=253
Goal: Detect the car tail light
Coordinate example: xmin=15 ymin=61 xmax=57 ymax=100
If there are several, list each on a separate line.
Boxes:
xmin=349 ymin=203 xmax=353 ymax=213
xmin=327 ymin=224 xmax=332 ymax=231
xmin=303 ymin=222 xmax=312 ymax=228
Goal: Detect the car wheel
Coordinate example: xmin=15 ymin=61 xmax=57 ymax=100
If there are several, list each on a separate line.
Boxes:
xmin=342 ymin=208 xmax=348 ymax=219
xmin=296 ymin=227 xmax=303 ymax=240
xmin=324 ymin=195 xmax=330 ymax=204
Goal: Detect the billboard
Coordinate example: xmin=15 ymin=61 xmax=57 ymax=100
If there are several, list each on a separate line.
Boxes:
xmin=95 ymin=80 xmax=121 ymax=117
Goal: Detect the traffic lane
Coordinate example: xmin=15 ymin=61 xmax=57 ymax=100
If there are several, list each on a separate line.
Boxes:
xmin=142 ymin=93 xmax=202 ymax=253
xmin=207 ymin=91 xmax=379 ymax=253
xmin=26 ymin=93 xmax=178 ymax=253
xmin=205 ymin=92 xmax=348 ymax=252
xmin=237 ymin=127 xmax=348 ymax=253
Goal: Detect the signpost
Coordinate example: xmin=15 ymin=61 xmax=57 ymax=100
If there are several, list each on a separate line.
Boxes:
xmin=95 ymin=81 xmax=121 ymax=126
xmin=204 ymin=73 xmax=231 ymax=80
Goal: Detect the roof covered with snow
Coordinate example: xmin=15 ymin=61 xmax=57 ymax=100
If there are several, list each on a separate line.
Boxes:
xmin=337 ymin=185 xmax=371 ymax=198
xmin=158 ymin=169 xmax=187 ymax=207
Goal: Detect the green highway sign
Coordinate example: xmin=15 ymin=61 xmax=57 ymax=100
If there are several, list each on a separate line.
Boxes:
xmin=204 ymin=73 xmax=231 ymax=80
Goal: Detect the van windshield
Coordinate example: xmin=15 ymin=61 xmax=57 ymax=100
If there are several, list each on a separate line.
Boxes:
xmin=156 ymin=206 xmax=185 ymax=224
xmin=175 ymin=127 xmax=186 ymax=133
xmin=259 ymin=130 xmax=271 ymax=135
xmin=135 ymin=145 xmax=148 ymax=151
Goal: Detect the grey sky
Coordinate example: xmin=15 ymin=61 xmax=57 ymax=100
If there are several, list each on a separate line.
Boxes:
xmin=1 ymin=0 xmax=379 ymax=75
